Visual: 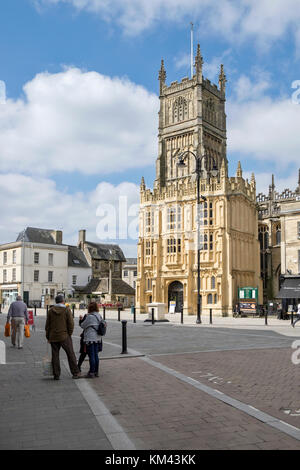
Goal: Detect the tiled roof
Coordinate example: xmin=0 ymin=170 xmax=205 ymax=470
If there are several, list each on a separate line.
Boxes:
xmin=68 ymin=245 xmax=90 ymax=268
xmin=16 ymin=227 xmax=57 ymax=245
xmin=86 ymin=242 xmax=126 ymax=262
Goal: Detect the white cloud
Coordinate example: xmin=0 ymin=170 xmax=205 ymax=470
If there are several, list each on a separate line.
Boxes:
xmin=0 ymin=81 xmax=6 ymax=105
xmin=244 ymin=171 xmax=299 ymax=196
xmin=0 ymin=68 xmax=158 ymax=175
xmin=38 ymin=0 xmax=300 ymax=51
xmin=0 ymin=173 xmax=140 ymax=256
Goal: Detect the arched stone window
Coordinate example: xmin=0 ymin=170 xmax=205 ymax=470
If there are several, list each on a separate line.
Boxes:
xmin=173 ymin=96 xmax=188 ymax=123
xmin=207 ymin=294 xmax=213 ymax=304
xmin=211 ymin=276 xmax=215 ymax=289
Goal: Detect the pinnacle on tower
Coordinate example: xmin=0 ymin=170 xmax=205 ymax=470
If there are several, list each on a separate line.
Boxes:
xmin=236 ymin=161 xmax=242 ymax=178
xmin=194 ymin=44 xmax=203 ymax=82
xmin=158 ymin=59 xmax=166 ymax=95
xmin=140 ymin=176 xmax=146 ymax=191
xmin=296 ymin=168 xmax=300 ymax=194
xmin=219 ymin=64 xmax=227 ymax=94
xmin=250 ymin=172 xmax=256 ymax=187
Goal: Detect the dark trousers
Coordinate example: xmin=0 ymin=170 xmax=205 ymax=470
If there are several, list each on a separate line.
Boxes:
xmin=86 ymin=342 xmax=99 ymax=374
xmin=78 ymin=352 xmax=87 ymax=371
xmin=50 ymin=336 xmax=79 ymax=378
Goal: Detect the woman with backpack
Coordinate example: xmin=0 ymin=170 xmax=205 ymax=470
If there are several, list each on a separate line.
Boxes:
xmin=79 ymin=302 xmax=103 ymax=378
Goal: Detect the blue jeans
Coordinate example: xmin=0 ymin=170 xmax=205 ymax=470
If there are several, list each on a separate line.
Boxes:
xmin=86 ymin=342 xmax=99 ymax=374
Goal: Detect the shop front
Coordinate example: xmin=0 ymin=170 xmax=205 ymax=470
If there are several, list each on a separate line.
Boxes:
xmin=1 ymin=285 xmax=19 ymax=307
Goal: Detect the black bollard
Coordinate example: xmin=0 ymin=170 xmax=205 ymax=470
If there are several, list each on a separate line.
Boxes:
xmin=121 ymin=320 xmax=128 ymax=354
xmin=133 ymin=307 xmax=136 ymax=324
xmin=265 ymin=308 xmax=268 ymax=326
xmin=118 ymin=307 xmax=121 ymax=322
xmin=210 ymin=308 xmax=213 ymax=325
xmin=0 ymin=303 xmax=2 ymax=314
xmin=291 ymin=310 xmax=294 ymax=326
xmin=72 ymin=305 xmax=75 ymax=318
xmin=103 ymin=306 xmax=106 ymax=320
xmin=34 ymin=306 xmax=37 ymax=317
xmin=151 ymin=308 xmax=155 ymax=325
xmin=46 ymin=305 xmax=49 ymax=316
xmin=181 ymin=310 xmax=183 ymax=324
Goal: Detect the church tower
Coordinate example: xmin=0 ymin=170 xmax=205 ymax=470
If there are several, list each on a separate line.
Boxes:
xmin=156 ymin=45 xmax=227 ymax=189
xmin=136 ymin=47 xmax=262 ymax=316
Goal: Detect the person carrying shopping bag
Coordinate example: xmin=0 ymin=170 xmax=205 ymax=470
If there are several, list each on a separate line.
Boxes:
xmin=79 ymin=302 xmax=103 ymax=378
xmin=6 ymin=295 xmax=29 ymax=349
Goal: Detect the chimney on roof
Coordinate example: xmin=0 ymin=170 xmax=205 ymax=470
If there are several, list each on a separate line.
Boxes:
xmin=52 ymin=230 xmax=63 ymax=245
xmin=78 ymin=229 xmax=86 ymax=250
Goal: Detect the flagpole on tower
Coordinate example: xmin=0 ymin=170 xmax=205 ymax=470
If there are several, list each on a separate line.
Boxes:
xmin=190 ymin=22 xmax=194 ymax=78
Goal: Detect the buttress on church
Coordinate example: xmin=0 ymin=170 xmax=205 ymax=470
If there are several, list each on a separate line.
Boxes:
xmin=136 ymin=45 xmax=263 ymax=316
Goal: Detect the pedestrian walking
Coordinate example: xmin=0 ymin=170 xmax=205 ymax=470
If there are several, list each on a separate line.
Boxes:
xmin=80 ymin=302 xmax=103 ymax=378
xmin=292 ymin=302 xmax=300 ymax=327
xmin=45 ymin=294 xmax=81 ymax=380
xmin=6 ymin=295 xmax=29 ymax=349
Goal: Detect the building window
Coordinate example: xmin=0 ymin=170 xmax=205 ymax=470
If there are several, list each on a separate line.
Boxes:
xmin=145 ymin=210 xmax=154 ymax=234
xmin=199 ymin=234 xmax=208 ymax=251
xmin=12 ymin=250 xmax=16 ymax=264
xmin=147 ymin=278 xmax=152 ymax=291
xmin=133 ymin=270 xmax=137 ymax=277
xmin=123 ymin=270 xmax=128 ymax=277
xmin=133 ymin=281 xmax=136 ymax=289
xmin=72 ymin=275 xmax=77 ymax=286
xmin=167 ymin=238 xmax=181 ymax=254
xmin=214 ymin=294 xmax=218 ymax=304
xmin=200 ymin=201 xmax=213 ymax=227
xmin=209 ymin=234 xmax=213 ymax=250
xmin=48 ymin=253 xmax=54 ymax=266
xmin=3 ymin=269 xmax=7 ymax=283
xmin=211 ymin=276 xmax=215 ymax=289
xmin=167 ymin=206 xmax=181 ymax=231
xmin=34 ymin=270 xmax=39 ymax=282
xmin=145 ymin=240 xmax=152 ymax=256
xmin=12 ymin=268 xmax=16 ymax=282
xmin=207 ymin=294 xmax=213 ymax=304
xmin=3 ymin=252 xmax=7 ymax=265
xmin=298 ymin=222 xmax=300 ymax=239
xmin=48 ymin=271 xmax=53 ymax=282
xmin=34 ymin=252 xmax=39 ymax=264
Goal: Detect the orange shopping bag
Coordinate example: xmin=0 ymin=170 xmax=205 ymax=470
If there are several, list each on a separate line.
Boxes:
xmin=24 ymin=324 xmax=30 ymax=338
xmin=4 ymin=323 xmax=10 ymax=337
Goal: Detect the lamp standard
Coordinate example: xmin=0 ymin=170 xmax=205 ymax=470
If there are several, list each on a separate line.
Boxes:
xmin=177 ymin=150 xmax=218 ymax=324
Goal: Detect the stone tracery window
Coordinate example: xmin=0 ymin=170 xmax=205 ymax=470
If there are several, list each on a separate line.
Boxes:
xmin=173 ymin=96 xmax=188 ymax=123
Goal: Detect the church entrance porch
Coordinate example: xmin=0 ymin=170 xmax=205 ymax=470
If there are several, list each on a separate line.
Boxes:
xmin=168 ymin=281 xmax=184 ymax=313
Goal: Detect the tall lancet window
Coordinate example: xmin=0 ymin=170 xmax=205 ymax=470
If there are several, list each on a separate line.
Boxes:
xmin=173 ymin=96 xmax=188 ymax=123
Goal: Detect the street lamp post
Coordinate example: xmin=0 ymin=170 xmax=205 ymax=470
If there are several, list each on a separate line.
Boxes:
xmin=177 ymin=150 xmax=218 ymax=324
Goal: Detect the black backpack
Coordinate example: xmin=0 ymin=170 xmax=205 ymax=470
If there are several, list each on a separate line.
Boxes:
xmin=91 ymin=314 xmax=107 ymax=336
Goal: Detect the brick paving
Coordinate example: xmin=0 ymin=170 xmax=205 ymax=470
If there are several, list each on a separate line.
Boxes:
xmin=150 ymin=347 xmax=300 ymax=427
xmin=85 ymin=356 xmax=300 ymax=450
xmin=0 ymin=314 xmax=299 ymax=450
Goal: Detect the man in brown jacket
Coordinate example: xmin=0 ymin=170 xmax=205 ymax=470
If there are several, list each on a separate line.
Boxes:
xmin=45 ymin=294 xmax=81 ymax=380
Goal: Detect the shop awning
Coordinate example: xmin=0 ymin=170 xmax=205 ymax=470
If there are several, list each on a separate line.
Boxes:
xmin=277 ymin=277 xmax=300 ymax=299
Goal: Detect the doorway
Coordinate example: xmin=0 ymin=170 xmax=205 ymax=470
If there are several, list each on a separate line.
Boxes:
xmin=168 ymin=281 xmax=184 ymax=313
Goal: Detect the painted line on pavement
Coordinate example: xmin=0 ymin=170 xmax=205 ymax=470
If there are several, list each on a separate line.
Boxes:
xmin=63 ymin=360 xmax=136 ymax=450
xmin=141 ymin=356 xmax=300 ymax=442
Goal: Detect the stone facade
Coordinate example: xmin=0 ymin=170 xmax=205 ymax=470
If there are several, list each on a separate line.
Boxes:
xmin=136 ymin=47 xmax=262 ymax=316
xmin=257 ymin=171 xmax=300 ymax=302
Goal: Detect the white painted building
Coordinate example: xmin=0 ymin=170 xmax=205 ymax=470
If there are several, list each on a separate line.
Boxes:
xmin=67 ymin=245 xmax=92 ymax=297
xmin=122 ymin=258 xmax=137 ymax=290
xmin=0 ymin=228 xmax=68 ymax=307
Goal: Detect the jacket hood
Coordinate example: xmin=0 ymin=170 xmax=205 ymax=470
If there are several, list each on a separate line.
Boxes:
xmin=50 ymin=306 xmax=67 ymax=315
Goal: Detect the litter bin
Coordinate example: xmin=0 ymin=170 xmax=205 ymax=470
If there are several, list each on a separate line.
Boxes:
xmin=131 ymin=305 xmax=135 ymax=314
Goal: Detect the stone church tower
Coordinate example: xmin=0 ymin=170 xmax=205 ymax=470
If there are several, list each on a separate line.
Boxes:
xmin=136 ymin=46 xmax=262 ymax=316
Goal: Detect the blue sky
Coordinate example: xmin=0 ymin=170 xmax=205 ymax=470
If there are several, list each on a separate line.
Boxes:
xmin=0 ymin=0 xmax=300 ymax=255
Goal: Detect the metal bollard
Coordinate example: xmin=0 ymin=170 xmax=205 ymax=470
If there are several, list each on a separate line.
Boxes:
xmin=121 ymin=320 xmax=128 ymax=354
xmin=72 ymin=305 xmax=75 ymax=318
xmin=103 ymin=306 xmax=106 ymax=320
xmin=151 ymin=308 xmax=155 ymax=325
xmin=0 ymin=304 xmax=2 ymax=314
xmin=34 ymin=306 xmax=37 ymax=317
xmin=265 ymin=308 xmax=268 ymax=326
xmin=181 ymin=310 xmax=183 ymax=324
xmin=118 ymin=307 xmax=121 ymax=322
xmin=291 ymin=310 xmax=294 ymax=326
xmin=210 ymin=308 xmax=213 ymax=325
xmin=46 ymin=305 xmax=49 ymax=316
xmin=133 ymin=307 xmax=136 ymax=324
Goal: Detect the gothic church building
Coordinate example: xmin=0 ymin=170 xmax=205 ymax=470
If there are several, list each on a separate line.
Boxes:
xmin=136 ymin=46 xmax=262 ymax=316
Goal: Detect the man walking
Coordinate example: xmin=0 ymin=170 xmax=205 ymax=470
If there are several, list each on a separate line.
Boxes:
xmin=45 ymin=294 xmax=81 ymax=380
xmin=7 ymin=295 xmax=29 ymax=349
